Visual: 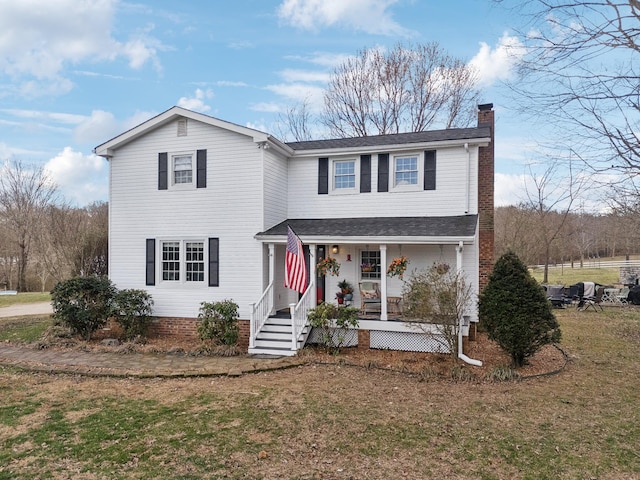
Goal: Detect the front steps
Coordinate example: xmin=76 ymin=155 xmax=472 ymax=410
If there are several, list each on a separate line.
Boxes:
xmin=248 ymin=314 xmax=308 ymax=357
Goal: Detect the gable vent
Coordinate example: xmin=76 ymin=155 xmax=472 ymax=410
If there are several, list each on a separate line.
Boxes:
xmin=177 ymin=118 xmax=187 ymax=136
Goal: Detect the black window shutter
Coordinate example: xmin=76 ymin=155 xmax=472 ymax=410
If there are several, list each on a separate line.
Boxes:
xmin=360 ymin=155 xmax=371 ymax=193
xmin=208 ymin=238 xmax=219 ymax=287
xmin=145 ymin=239 xmax=155 ymax=286
xmin=158 ymin=153 xmax=168 ymax=190
xmin=377 ymin=153 xmax=389 ymax=192
xmin=318 ymin=157 xmax=329 ymax=194
xmin=424 ymin=150 xmax=436 ymax=190
xmin=196 ymin=149 xmax=207 ymax=188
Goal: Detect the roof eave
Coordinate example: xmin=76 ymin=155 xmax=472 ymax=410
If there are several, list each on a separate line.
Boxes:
xmin=254 ymin=234 xmax=477 ymax=244
xmin=289 ymin=137 xmax=491 ymax=158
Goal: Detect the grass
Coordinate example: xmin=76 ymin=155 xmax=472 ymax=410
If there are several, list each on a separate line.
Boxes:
xmin=530 ymin=266 xmax=621 ymax=286
xmin=0 ymin=307 xmax=639 ymax=478
xmin=0 ymin=316 xmax=52 ymax=342
xmin=0 ymin=292 xmax=51 ymax=308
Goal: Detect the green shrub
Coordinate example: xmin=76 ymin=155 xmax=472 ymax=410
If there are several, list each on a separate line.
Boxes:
xmin=50 ymin=276 xmax=116 ymax=340
xmin=197 ymin=300 xmax=239 ymax=346
xmin=112 ymin=289 xmax=154 ymax=340
xmin=307 ymin=302 xmax=359 ymax=353
xmin=478 ymin=250 xmax=561 ymax=367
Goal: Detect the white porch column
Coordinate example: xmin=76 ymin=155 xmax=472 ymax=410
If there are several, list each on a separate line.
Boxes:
xmin=309 ymin=244 xmax=317 ymax=306
xmin=456 ymin=241 xmax=464 ymax=273
xmin=380 ymin=244 xmax=388 ymax=321
xmin=268 ymin=243 xmax=276 ymax=315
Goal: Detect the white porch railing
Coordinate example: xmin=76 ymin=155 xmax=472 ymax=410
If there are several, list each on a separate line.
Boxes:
xmin=249 ymin=281 xmax=273 ymax=349
xmin=290 ymin=284 xmax=313 ymax=351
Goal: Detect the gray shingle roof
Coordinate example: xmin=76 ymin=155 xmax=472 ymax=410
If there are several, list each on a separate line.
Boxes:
xmin=286 ymin=127 xmax=490 ymax=151
xmin=257 ymin=215 xmax=478 ymax=238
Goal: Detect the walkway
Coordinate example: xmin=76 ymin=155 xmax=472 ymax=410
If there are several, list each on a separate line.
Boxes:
xmin=0 ymin=302 xmax=304 ymax=377
xmin=0 ymin=344 xmax=304 ymax=378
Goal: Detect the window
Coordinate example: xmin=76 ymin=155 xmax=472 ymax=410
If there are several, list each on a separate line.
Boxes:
xmin=162 ymin=242 xmax=180 ymax=281
xmin=161 ymin=240 xmax=205 ymax=283
xmin=334 ymin=160 xmax=355 ymax=189
xmin=186 ymin=242 xmax=204 ymax=282
xmin=173 ymin=155 xmax=193 ymax=185
xmin=361 ymin=250 xmax=381 ymax=280
xmin=394 ymin=156 xmax=418 ymax=186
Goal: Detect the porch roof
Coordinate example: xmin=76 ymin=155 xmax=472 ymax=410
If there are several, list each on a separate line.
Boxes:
xmin=255 ymin=214 xmax=478 ymax=244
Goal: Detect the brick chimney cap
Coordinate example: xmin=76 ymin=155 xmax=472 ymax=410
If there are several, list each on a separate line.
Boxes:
xmin=478 ymin=103 xmax=494 ymax=111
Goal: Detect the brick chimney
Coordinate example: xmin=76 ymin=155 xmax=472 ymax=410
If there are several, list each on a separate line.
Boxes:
xmin=477 ymin=103 xmax=494 ymax=292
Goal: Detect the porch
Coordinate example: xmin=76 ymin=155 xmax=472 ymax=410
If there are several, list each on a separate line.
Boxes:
xmin=249 ymin=215 xmax=479 ymax=357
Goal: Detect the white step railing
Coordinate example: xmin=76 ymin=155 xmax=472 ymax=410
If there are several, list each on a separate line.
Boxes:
xmin=249 ymin=282 xmax=273 ymax=350
xmin=290 ymin=284 xmax=313 ymax=351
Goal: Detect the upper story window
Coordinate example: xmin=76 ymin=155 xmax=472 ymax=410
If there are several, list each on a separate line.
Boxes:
xmin=173 ymin=155 xmax=193 ymax=185
xmin=334 ymin=160 xmax=356 ymax=190
xmin=394 ymin=156 xmax=418 ymax=187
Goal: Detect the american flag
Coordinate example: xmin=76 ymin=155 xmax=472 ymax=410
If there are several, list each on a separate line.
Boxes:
xmin=284 ymin=225 xmax=308 ymax=293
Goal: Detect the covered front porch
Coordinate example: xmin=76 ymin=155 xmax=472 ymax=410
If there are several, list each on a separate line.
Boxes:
xmin=250 ymin=215 xmax=479 ymax=356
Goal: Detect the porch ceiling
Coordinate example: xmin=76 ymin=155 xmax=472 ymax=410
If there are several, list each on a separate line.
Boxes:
xmin=255 ymin=215 xmax=478 ymax=244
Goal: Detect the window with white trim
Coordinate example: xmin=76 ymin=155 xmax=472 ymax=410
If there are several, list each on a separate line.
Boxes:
xmin=360 ymin=250 xmax=381 ymax=280
xmin=334 ymin=160 xmax=356 ymax=190
xmin=173 ymin=154 xmax=193 ymax=185
xmin=394 ymin=155 xmax=418 ymax=187
xmin=162 ymin=242 xmax=181 ymax=281
xmin=161 ymin=240 xmax=205 ymax=283
xmin=185 ymin=242 xmax=205 ymax=281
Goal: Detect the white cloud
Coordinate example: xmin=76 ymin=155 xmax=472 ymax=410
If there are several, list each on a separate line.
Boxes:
xmin=277 ymin=0 xmax=411 ymax=36
xmin=250 ymin=102 xmax=282 ymax=113
xmin=73 ymin=109 xmax=158 ymax=145
xmin=285 ymin=52 xmax=353 ymax=68
xmin=177 ymin=88 xmax=214 ymax=113
xmin=470 ymin=33 xmax=526 ymax=87
xmin=0 ymin=0 xmax=164 ymax=96
xmin=279 ymin=69 xmax=331 ymax=83
xmin=44 ymin=147 xmax=108 ymax=206
xmin=264 ymin=83 xmax=325 ymax=111
xmin=495 ymin=172 xmax=528 ymax=207
xmin=216 ymin=80 xmax=249 ymax=87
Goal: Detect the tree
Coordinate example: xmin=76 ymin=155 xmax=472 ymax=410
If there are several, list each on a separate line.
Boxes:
xmin=521 ymin=159 xmax=586 ymax=283
xmin=478 ymin=250 xmax=561 ymax=367
xmin=402 ymin=265 xmax=473 ymax=361
xmin=0 ymin=159 xmax=58 ymax=291
xmin=322 ymin=42 xmax=480 ymax=137
xmin=276 ymin=97 xmax=314 ymax=142
xmin=499 ymin=1 xmax=639 ymax=176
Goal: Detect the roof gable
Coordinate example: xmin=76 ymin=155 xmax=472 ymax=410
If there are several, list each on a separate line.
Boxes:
xmin=94 ymin=106 xmax=291 ymax=157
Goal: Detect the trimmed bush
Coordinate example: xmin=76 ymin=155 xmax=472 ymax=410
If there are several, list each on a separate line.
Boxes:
xmin=197 ymin=300 xmax=239 ymax=346
xmin=307 ymin=302 xmax=359 ymax=352
xmin=51 ymin=276 xmax=116 ymax=341
xmin=478 ymin=250 xmax=561 ymax=367
xmin=112 ymin=289 xmax=154 ymax=340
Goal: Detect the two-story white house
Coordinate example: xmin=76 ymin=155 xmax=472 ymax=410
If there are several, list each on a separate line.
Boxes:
xmin=94 ymin=103 xmax=494 ymax=361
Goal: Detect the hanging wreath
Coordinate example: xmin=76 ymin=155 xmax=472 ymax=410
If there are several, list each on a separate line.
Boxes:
xmin=433 ymin=262 xmax=450 ymax=275
xmin=387 ymin=256 xmax=409 ymax=279
xmin=316 ymin=257 xmax=340 ymax=276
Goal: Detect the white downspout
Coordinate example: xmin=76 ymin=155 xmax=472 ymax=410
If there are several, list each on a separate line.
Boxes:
xmin=456 ymin=240 xmax=482 ymax=366
xmin=464 ymin=142 xmax=470 ymax=214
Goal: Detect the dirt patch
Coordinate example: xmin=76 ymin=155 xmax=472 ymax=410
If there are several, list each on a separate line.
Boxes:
xmin=32 ymin=322 xmax=567 ymax=380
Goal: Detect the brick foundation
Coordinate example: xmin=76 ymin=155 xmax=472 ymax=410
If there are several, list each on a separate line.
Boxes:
xmin=357 ymin=329 xmax=370 ymax=350
xmin=144 ymin=317 xmax=250 ymax=351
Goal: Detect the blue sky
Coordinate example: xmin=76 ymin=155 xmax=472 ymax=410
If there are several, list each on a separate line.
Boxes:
xmin=0 ymin=0 xmax=533 ymax=207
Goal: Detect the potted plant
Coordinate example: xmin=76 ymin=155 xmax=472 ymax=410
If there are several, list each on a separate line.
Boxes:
xmin=361 ymin=262 xmax=374 ymax=272
xmin=387 ymin=256 xmax=409 ymax=279
xmin=317 ymin=257 xmax=340 ymax=276
xmin=337 ymin=279 xmax=354 ymax=302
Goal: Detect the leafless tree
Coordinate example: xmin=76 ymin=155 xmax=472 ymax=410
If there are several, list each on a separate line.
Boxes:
xmin=321 ymin=42 xmax=480 ymax=137
xmin=522 ymin=159 xmax=587 ymax=283
xmin=498 ymin=0 xmax=639 ymax=176
xmin=0 ymin=159 xmax=59 ymax=291
xmin=276 ymin=97 xmax=314 ymax=142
